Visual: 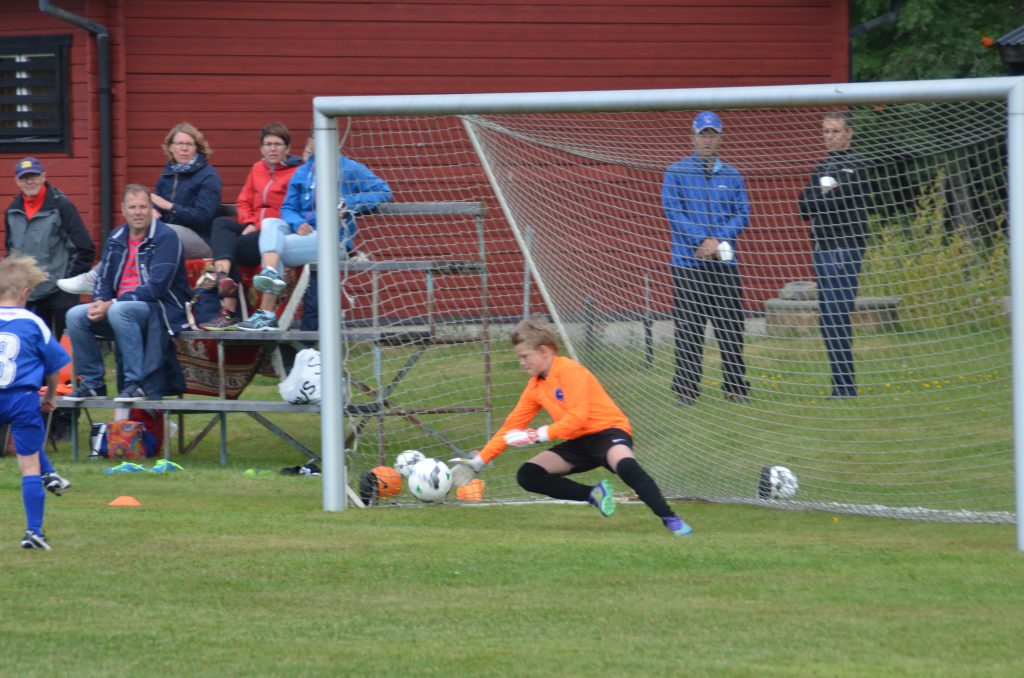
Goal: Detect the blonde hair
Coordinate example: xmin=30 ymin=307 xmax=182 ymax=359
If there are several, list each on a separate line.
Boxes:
xmin=0 ymin=253 xmax=47 ymax=301
xmin=510 ymin=316 xmax=559 ymax=352
xmin=162 ymin=122 xmax=213 ymax=161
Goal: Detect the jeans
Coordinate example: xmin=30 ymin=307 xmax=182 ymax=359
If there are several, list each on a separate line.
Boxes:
xmin=66 ymin=300 xmax=151 ymax=388
xmin=813 ymin=246 xmax=863 ymax=396
xmin=671 ymin=265 xmax=748 ymax=401
xmin=259 ymin=218 xmax=348 ymax=273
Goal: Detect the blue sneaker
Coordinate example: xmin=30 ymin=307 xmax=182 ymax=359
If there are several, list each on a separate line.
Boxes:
xmin=588 ymin=479 xmax=615 ymax=517
xmin=235 ymin=309 xmax=279 ymax=332
xmin=20 ymin=530 xmax=52 ymax=550
xmin=663 ymin=515 xmax=693 ymax=536
xmin=253 ymin=267 xmax=287 ymax=295
xmin=149 ymin=459 xmax=184 ymax=473
xmin=103 ymin=461 xmax=146 ymax=474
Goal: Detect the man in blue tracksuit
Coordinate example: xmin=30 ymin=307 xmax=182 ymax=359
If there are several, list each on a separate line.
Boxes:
xmin=662 ymin=111 xmax=751 ymax=406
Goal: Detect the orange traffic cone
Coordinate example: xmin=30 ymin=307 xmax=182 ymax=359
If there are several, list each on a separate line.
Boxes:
xmin=108 ymin=495 xmax=142 ymax=507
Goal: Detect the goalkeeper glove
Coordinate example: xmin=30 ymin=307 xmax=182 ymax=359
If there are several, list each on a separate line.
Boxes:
xmin=449 ymin=454 xmax=486 ymax=487
xmin=503 ymin=425 xmax=549 ymax=447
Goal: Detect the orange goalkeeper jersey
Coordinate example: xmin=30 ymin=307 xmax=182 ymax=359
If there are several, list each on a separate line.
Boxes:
xmin=478 ymin=355 xmax=632 ymax=463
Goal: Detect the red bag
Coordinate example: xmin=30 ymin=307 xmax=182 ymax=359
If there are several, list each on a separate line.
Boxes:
xmin=129 ymin=408 xmax=164 ymax=457
xmin=105 ymin=421 xmax=145 ymax=460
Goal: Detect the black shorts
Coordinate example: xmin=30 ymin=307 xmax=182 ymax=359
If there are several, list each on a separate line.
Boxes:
xmin=549 ymin=428 xmax=633 ymax=474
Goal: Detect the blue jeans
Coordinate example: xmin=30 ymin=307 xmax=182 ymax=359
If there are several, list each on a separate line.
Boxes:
xmin=66 ymin=301 xmax=151 ymax=388
xmin=813 ymin=247 xmax=863 ymax=396
xmin=259 ymin=218 xmax=350 ymax=274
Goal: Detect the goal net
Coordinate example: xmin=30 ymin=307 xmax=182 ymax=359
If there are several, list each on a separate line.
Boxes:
xmin=323 ymin=85 xmax=1014 ymax=523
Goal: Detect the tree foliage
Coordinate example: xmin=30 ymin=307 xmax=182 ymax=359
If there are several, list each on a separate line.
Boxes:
xmin=852 ymin=0 xmax=1024 ymax=81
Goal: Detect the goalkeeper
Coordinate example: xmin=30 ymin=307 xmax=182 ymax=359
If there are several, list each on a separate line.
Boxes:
xmin=451 ymin=317 xmax=693 ymax=536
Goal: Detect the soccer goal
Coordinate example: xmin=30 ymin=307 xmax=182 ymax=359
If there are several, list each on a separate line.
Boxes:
xmin=310 ymin=78 xmax=1024 ymax=541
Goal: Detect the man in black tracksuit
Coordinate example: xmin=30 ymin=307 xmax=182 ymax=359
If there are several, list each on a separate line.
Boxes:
xmin=797 ymin=112 xmax=872 ymax=399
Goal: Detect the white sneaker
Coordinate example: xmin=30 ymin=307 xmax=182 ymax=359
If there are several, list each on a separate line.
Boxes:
xmin=58 ymin=269 xmax=97 ymax=295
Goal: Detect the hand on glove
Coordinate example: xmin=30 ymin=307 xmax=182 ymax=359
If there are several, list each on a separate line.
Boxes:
xmin=503 ymin=425 xmax=549 ymax=447
xmin=449 ymin=454 xmax=486 ymax=487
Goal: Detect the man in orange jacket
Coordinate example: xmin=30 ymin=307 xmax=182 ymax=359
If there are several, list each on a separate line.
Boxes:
xmin=451 ymin=317 xmax=693 ymax=536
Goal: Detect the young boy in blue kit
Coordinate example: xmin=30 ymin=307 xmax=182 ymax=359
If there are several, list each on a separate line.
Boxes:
xmin=0 ymin=254 xmax=72 ymax=549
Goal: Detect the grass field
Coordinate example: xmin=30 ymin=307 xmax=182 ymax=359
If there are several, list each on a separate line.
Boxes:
xmin=2 ymin=467 xmax=1023 ymax=677
xmin=2 ymin=323 xmax=1017 ymax=675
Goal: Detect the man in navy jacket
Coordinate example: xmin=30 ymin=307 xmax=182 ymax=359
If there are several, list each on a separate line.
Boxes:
xmin=797 ymin=111 xmax=872 ymax=399
xmin=662 ymin=111 xmax=751 ymax=406
xmin=65 ymin=184 xmax=191 ymax=401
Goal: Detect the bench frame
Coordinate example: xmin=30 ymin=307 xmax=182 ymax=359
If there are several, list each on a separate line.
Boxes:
xmin=57 ymin=201 xmax=492 ymax=493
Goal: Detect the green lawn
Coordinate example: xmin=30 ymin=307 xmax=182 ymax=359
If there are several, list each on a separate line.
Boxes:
xmin=49 ymin=322 xmax=1016 ymax=516
xmin=3 ymin=321 xmax=1020 ymax=675
xmin=1 ymin=468 xmax=1022 ymax=676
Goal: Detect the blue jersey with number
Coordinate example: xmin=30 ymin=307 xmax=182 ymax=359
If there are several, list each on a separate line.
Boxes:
xmin=0 ymin=306 xmax=70 ymax=391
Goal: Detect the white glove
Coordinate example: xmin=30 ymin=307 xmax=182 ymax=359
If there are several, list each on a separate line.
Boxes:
xmin=338 ymin=198 xmax=352 ymax=219
xmin=503 ymin=425 xmax=549 ymax=447
xmin=449 ymin=454 xmax=486 ymax=487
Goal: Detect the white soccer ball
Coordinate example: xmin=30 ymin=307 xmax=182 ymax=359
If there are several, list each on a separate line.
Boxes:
xmin=408 ymin=458 xmax=453 ymax=502
xmin=395 ymin=449 xmax=425 ymax=478
xmin=767 ymin=466 xmax=798 ymax=500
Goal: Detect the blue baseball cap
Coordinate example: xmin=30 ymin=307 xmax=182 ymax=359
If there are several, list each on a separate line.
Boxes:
xmin=14 ymin=157 xmax=44 ymax=178
xmin=693 ymin=111 xmax=723 ymax=133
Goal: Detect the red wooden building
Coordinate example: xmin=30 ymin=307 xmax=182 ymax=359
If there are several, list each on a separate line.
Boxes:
xmin=1 ymin=0 xmax=850 ymax=314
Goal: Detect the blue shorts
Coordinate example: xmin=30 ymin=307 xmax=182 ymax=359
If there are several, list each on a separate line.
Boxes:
xmin=549 ymin=428 xmax=634 ymax=473
xmin=0 ymin=388 xmax=45 ymax=457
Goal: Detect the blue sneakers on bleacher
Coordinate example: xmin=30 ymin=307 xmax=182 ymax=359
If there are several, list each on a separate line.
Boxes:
xmin=662 ymin=515 xmax=694 ymax=536
xmin=253 ymin=267 xmax=287 ymax=295
xmin=103 ymin=462 xmax=146 ymax=474
xmin=588 ymin=479 xmax=616 ymax=517
xmin=235 ymin=309 xmax=279 ymax=332
xmin=149 ymin=459 xmax=184 ymax=473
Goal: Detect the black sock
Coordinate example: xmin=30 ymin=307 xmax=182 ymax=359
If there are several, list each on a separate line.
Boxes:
xmin=616 ymin=457 xmax=673 ymax=518
xmin=517 ymin=462 xmax=592 ymax=502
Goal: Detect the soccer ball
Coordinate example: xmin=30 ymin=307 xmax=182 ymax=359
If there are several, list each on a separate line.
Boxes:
xmin=371 ymin=466 xmax=402 ymax=498
xmin=408 ymin=458 xmax=453 ymax=502
xmin=758 ymin=465 xmax=799 ymax=500
xmin=395 ymin=449 xmax=425 ymax=478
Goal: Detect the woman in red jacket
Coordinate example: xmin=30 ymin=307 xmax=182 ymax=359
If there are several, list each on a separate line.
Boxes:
xmin=202 ymin=122 xmax=304 ymax=329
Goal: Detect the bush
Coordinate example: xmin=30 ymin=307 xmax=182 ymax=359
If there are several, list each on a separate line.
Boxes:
xmin=860 ymin=177 xmax=1009 ymax=333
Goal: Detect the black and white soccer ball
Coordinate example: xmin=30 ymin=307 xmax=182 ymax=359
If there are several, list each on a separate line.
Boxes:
xmin=395 ymin=449 xmax=425 ymax=478
xmin=408 ymin=458 xmax=453 ymax=502
xmin=758 ymin=465 xmax=798 ymax=500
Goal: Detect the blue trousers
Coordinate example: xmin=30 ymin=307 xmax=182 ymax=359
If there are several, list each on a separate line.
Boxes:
xmin=66 ymin=301 xmax=150 ymax=388
xmin=813 ymin=247 xmax=863 ymax=397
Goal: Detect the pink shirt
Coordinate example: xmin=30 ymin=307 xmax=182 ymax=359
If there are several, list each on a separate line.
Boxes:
xmin=117 ymin=237 xmax=143 ymax=297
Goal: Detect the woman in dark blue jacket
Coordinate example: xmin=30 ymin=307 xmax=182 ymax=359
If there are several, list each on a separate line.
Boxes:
xmin=151 ymin=122 xmax=223 ymax=259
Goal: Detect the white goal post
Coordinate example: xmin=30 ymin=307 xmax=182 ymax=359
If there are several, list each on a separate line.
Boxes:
xmin=310 ymin=77 xmax=1024 ymax=549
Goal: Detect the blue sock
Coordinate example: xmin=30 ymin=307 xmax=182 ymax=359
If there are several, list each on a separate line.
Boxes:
xmin=22 ymin=475 xmax=45 ymax=534
xmin=38 ymin=449 xmax=55 ymax=476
